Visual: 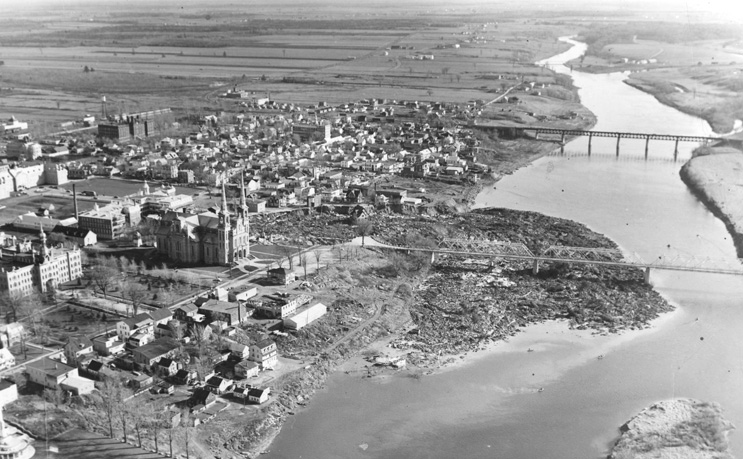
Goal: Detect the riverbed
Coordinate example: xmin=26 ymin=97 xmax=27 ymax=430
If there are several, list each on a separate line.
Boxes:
xmin=264 ymin=38 xmax=743 ymax=459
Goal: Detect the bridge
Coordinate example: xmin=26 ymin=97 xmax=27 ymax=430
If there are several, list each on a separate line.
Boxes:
xmin=513 ymin=127 xmax=718 ymax=160
xmin=382 ymin=238 xmax=743 ymax=283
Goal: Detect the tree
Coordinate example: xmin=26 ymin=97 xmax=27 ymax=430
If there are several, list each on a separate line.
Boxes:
xmin=90 ymin=264 xmax=118 ymax=299
xmin=121 ymin=281 xmax=148 ymax=316
xmin=83 ymin=65 xmax=90 ymax=73
xmin=356 ymin=219 xmax=373 ymax=247
xmin=279 ymin=245 xmax=295 ymax=270
xmin=313 ymin=250 xmax=322 ymax=272
xmin=298 ymin=251 xmax=308 ymax=279
xmin=98 ymin=377 xmax=123 ymax=438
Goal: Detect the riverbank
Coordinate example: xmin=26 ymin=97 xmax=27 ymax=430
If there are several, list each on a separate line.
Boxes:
xmin=679 ymin=151 xmax=743 ymax=258
xmin=608 ymin=398 xmax=735 ymax=459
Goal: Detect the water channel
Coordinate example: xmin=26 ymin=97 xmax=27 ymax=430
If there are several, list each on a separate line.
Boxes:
xmin=265 ymin=38 xmax=743 ymax=459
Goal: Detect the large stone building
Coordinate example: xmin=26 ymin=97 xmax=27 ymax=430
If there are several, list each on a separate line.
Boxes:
xmin=77 ymin=201 xmax=141 ymax=240
xmin=155 ymin=180 xmax=249 ymax=266
xmin=0 ymin=228 xmax=83 ymax=299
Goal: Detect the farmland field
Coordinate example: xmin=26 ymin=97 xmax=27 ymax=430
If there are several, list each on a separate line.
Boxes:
xmin=0 ymin=5 xmax=586 ymax=125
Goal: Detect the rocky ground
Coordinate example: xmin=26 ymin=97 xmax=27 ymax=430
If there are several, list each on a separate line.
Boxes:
xmin=609 ymin=399 xmax=735 ymax=459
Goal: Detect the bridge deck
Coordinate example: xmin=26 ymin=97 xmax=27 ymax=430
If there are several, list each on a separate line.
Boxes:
xmin=389 ymin=246 xmax=743 ymax=276
xmin=517 ymin=127 xmax=715 ymax=143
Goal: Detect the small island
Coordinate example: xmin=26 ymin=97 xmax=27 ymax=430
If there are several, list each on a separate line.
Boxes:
xmin=609 ymin=399 xmax=735 ymax=459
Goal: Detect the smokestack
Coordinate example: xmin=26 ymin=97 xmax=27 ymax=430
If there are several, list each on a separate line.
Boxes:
xmin=73 ymin=184 xmax=79 ymax=219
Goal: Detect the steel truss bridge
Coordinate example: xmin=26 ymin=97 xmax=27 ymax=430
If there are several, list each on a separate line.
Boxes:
xmin=389 ymin=238 xmax=743 ymax=282
xmin=514 ymin=127 xmax=718 ymax=160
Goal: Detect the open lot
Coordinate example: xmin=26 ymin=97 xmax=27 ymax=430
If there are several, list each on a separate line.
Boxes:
xmin=0 ymin=194 xmax=96 ymax=225
xmin=59 ymin=177 xmax=199 ymax=199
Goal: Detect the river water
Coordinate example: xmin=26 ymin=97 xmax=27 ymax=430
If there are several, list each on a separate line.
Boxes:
xmin=265 ymin=39 xmax=743 ymax=459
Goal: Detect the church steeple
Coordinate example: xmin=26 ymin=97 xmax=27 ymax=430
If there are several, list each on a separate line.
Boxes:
xmin=239 ymin=170 xmax=248 ymax=218
xmin=219 ymin=179 xmax=229 ymax=227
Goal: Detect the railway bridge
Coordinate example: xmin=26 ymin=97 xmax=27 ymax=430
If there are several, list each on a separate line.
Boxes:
xmin=384 ymin=238 xmax=743 ymax=284
xmin=513 ymin=127 xmax=717 ymax=160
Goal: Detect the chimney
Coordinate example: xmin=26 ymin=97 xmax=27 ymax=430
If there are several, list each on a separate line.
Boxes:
xmin=72 ymin=184 xmax=79 ymax=219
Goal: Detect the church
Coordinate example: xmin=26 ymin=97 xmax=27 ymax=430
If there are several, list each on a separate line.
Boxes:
xmin=155 ymin=179 xmax=250 ymax=266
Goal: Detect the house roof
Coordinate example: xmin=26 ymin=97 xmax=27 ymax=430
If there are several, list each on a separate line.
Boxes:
xmin=65 ymin=335 xmax=93 ymax=350
xmin=177 ymin=303 xmax=199 ymax=314
xmin=132 ymin=338 xmax=179 ymax=361
xmin=254 ymin=339 xmax=275 ymax=350
xmin=26 ymin=357 xmax=75 ymax=378
xmin=158 ymin=357 xmax=175 ymax=367
xmin=248 ymin=388 xmax=268 ymax=398
xmin=123 ymin=313 xmax=153 ymax=329
xmin=87 ymin=360 xmax=103 ymax=372
xmin=149 ymin=307 xmax=173 ymax=322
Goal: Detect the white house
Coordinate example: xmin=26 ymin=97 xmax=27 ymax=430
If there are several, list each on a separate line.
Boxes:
xmin=283 ymin=303 xmax=328 ymax=330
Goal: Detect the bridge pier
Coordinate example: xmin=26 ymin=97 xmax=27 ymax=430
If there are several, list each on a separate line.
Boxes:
xmin=616 ymin=134 xmax=621 ymax=157
xmin=643 ymin=267 xmax=651 ymax=285
xmin=644 ymin=136 xmax=650 ymax=160
xmin=673 ymin=138 xmax=679 ymax=161
xmin=560 ymin=133 xmax=566 ymax=155
xmin=588 ymin=133 xmax=592 ymax=156
xmin=532 ymin=259 xmax=540 ymax=275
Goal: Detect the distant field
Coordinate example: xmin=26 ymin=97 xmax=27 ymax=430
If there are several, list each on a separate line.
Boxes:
xmin=602 ymin=39 xmax=743 ymax=66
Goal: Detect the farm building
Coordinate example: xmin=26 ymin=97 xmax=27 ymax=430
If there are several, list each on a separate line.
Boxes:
xmin=283 ymin=303 xmax=328 ymax=330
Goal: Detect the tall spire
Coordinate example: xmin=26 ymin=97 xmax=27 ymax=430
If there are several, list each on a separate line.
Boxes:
xmin=240 ymin=170 xmax=247 ymax=211
xmin=221 ymin=178 xmax=229 ymax=216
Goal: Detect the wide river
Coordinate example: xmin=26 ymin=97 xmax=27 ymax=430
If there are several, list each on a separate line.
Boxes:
xmin=266 ymin=38 xmax=743 ymax=459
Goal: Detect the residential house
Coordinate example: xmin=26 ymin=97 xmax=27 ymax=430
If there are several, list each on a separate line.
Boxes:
xmin=228 ymin=341 xmax=250 ymax=359
xmin=187 ymin=387 xmax=216 ymax=411
xmin=25 ymin=357 xmax=95 ymax=395
xmin=248 ymin=387 xmax=271 ymax=404
xmin=205 ymin=376 xmax=232 ymax=395
xmin=156 ymin=357 xmax=179 ymax=378
xmin=116 ymin=313 xmax=153 ymax=342
xmin=249 ymin=339 xmax=278 ymax=370
xmin=174 ymin=304 xmax=199 ymax=322
xmin=128 ymin=372 xmax=154 ymax=391
xmin=63 ymin=335 xmax=94 ymax=365
xmin=234 ymin=360 xmax=259 ymax=379
xmin=172 ymin=368 xmax=197 ymax=386
xmin=92 ymin=332 xmax=125 ymax=356
xmin=132 ymin=338 xmax=180 ymax=368
xmin=149 ymin=307 xmax=173 ymax=326
xmin=266 ymin=268 xmax=295 ymax=286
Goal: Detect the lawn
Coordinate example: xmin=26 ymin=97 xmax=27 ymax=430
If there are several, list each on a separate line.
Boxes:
xmin=59 ymin=178 xmax=197 ymax=199
xmin=48 ymin=429 xmax=163 ymax=459
xmin=0 ymin=194 xmax=95 ymax=225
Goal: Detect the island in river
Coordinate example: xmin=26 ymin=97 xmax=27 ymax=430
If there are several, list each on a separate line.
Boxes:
xmin=608 ymin=399 xmax=735 ymax=459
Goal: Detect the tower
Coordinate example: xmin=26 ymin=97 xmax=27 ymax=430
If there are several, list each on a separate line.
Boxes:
xmin=38 ymin=223 xmax=50 ymax=262
xmin=217 ymin=180 xmax=231 ymax=265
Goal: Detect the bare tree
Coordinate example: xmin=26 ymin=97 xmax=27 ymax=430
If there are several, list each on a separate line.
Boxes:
xmin=356 ymin=219 xmax=373 ymax=247
xmin=279 ymin=245 xmax=295 ymax=270
xmin=98 ymin=377 xmax=123 ymax=438
xmin=130 ymin=398 xmax=147 ymax=448
xmin=313 ymin=250 xmax=322 ymax=272
xmin=121 ymin=281 xmax=148 ymax=316
xmin=43 ymin=386 xmax=64 ymax=409
xmin=90 ymin=264 xmax=118 ymax=299
xmin=298 ymin=251 xmax=308 ymax=279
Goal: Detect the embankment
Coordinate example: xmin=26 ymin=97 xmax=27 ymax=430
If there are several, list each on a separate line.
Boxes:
xmin=679 ymin=152 xmax=743 ymax=258
xmin=608 ymin=398 xmax=735 ymax=459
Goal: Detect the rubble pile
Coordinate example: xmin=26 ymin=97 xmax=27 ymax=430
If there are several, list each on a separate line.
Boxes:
xmin=399 ymin=258 xmax=671 ymax=356
xmin=251 ymin=211 xmax=357 ymax=245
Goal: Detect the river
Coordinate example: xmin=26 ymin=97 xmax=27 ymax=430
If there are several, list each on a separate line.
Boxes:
xmin=265 ymin=38 xmax=743 ymax=459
